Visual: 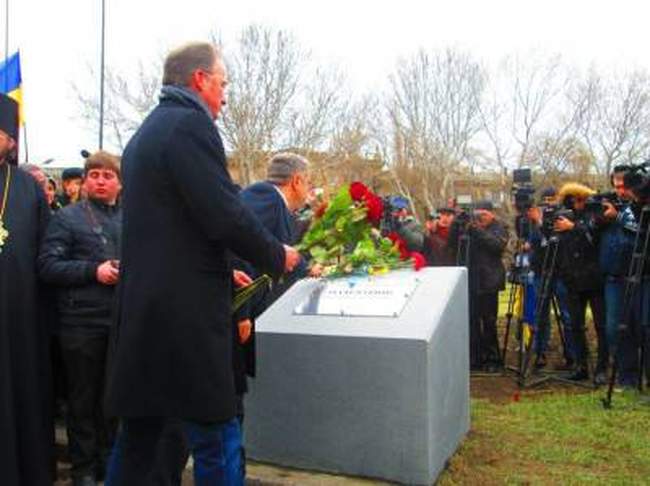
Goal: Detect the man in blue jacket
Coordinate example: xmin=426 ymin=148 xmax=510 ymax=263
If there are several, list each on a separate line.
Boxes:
xmin=233 ymin=153 xmax=320 ymax=404
xmin=597 ymin=166 xmax=638 ymax=388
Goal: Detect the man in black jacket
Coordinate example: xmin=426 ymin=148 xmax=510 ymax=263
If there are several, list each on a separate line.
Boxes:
xmin=555 ymin=183 xmax=607 ymax=382
xmin=38 ymin=151 xmax=122 ymax=486
xmin=450 ymin=201 xmax=508 ymax=370
xmin=103 ymin=42 xmax=299 ymax=486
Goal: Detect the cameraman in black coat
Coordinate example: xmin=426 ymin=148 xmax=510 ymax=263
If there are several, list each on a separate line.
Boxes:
xmin=450 ymin=201 xmax=508 ymax=370
xmin=555 ymin=183 xmax=607 ymax=383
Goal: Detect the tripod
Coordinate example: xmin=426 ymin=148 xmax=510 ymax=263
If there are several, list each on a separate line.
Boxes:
xmin=603 ymin=205 xmax=650 ymax=408
xmin=514 ymin=235 xmax=589 ymax=388
xmin=501 ymin=240 xmax=530 ymax=373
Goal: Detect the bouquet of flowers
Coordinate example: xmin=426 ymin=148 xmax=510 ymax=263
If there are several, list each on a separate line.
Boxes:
xmin=297 ymin=181 xmax=426 ymax=277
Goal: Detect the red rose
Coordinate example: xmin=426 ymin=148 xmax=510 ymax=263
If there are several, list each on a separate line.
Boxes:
xmin=411 ymin=251 xmax=427 ymax=271
xmin=364 ymin=193 xmax=384 ymax=225
xmin=387 ymin=231 xmax=410 ymax=260
xmin=349 ymin=181 xmax=369 ymax=202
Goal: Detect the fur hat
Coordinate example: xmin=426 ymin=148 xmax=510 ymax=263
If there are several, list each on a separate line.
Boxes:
xmin=558 ymin=182 xmax=595 ymax=202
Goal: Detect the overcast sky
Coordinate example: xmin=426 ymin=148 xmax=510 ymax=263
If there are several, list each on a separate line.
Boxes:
xmin=5 ymin=0 xmax=650 ymax=165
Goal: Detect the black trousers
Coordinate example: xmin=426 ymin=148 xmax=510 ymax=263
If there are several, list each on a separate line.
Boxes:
xmin=565 ymin=288 xmax=607 ymax=373
xmin=470 ymin=292 xmax=500 ymax=367
xmin=59 ymin=330 xmax=115 ymax=479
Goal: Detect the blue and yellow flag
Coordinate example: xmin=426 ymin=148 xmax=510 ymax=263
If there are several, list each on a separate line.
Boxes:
xmin=0 ymin=51 xmax=23 ymax=123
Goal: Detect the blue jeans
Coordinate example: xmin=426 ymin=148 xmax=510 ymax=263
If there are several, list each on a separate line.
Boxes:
xmin=105 ymin=417 xmax=243 ymax=486
xmin=532 ymin=276 xmax=574 ymax=359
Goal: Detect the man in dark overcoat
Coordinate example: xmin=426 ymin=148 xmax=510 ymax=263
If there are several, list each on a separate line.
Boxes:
xmin=0 ymin=93 xmax=53 ymax=485
xmin=104 ymin=43 xmax=299 ymax=485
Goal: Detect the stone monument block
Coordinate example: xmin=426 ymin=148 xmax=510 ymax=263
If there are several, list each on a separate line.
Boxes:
xmin=245 ymin=267 xmax=469 ymax=485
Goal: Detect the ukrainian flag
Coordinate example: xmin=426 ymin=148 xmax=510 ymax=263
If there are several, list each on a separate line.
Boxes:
xmin=0 ymin=51 xmax=23 ymax=123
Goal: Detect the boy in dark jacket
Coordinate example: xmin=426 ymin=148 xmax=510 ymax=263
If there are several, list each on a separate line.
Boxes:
xmin=38 ymin=151 xmax=122 ymax=486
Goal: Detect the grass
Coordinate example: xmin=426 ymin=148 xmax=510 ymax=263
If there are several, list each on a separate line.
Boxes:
xmin=438 ymin=390 xmax=650 ymax=485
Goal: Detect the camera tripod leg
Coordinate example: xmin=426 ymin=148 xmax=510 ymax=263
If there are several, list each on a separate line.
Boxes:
xmin=502 ymin=282 xmax=523 ymax=367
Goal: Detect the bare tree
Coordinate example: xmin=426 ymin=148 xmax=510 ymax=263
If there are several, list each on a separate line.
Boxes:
xmin=72 ymin=60 xmax=161 ymax=151
xmin=502 ymin=52 xmax=568 ymax=168
xmin=577 ymin=67 xmax=650 ymax=176
xmin=386 ymin=47 xmax=486 ymax=211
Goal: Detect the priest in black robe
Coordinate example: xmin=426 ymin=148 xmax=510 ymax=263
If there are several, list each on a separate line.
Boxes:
xmin=0 ymin=93 xmax=52 ymax=485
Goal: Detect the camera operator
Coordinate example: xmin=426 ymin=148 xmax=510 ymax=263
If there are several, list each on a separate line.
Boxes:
xmin=620 ymin=164 xmax=650 ymax=387
xmin=590 ymin=165 xmax=639 ymax=388
xmin=424 ymin=206 xmax=456 ymax=265
xmin=524 ymin=188 xmax=574 ymax=370
xmin=449 ymin=201 xmax=508 ymax=371
xmin=383 ymin=195 xmax=427 ymax=253
xmin=555 ymin=183 xmax=607 ymax=383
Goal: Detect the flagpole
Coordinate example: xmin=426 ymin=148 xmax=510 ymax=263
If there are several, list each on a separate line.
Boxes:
xmin=22 ymin=122 xmax=28 ymax=162
xmin=98 ymin=0 xmax=105 ymax=150
xmin=3 ymin=0 xmax=8 ymax=92
xmin=4 ymin=0 xmax=8 ymax=63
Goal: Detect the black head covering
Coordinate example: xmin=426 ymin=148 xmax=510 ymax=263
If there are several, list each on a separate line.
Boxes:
xmin=61 ymin=167 xmax=84 ymax=180
xmin=475 ymin=200 xmax=494 ymax=211
xmin=0 ymin=93 xmax=19 ymax=140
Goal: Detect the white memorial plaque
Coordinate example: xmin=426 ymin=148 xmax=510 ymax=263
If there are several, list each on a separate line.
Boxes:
xmin=293 ymin=273 xmax=420 ymax=317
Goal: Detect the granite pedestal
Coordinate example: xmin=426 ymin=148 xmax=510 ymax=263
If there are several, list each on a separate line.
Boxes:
xmin=245 ymin=267 xmax=469 ymax=485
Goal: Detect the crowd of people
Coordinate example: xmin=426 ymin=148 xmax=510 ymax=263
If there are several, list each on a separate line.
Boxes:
xmin=1 ymin=42 xmax=304 ymax=486
xmin=1 ymin=40 xmax=649 ymax=486
xmin=515 ymin=173 xmax=650 ymax=387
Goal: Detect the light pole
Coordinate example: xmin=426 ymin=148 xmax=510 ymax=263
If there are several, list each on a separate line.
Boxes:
xmin=98 ymin=0 xmax=105 ymax=149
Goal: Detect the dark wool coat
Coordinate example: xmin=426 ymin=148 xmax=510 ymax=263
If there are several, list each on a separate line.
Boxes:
xmin=468 ymin=220 xmax=509 ymax=294
xmin=104 ymin=94 xmax=285 ymax=422
xmin=0 ymin=166 xmax=52 ymax=486
xmin=556 ymin=212 xmax=603 ymax=292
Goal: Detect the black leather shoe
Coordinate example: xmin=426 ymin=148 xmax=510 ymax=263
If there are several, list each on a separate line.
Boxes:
xmin=565 ymin=368 xmax=589 ymax=381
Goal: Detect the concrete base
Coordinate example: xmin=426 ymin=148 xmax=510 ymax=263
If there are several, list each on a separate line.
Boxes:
xmin=245 ymin=267 xmax=470 ymax=485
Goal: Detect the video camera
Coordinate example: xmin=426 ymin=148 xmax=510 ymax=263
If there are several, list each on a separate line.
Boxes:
xmin=452 ymin=195 xmax=478 ymax=228
xmin=380 ymin=195 xmax=409 ymax=235
xmin=623 ymin=160 xmax=650 ymax=202
xmin=512 ymin=168 xmax=536 ymax=212
xmin=541 ymin=206 xmax=574 ymax=237
xmin=584 ymin=191 xmax=624 ymax=221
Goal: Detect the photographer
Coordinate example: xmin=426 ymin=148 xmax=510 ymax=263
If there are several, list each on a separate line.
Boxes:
xmin=383 ymin=195 xmax=427 ymax=253
xmin=525 ymin=190 xmax=574 ymax=370
xmin=592 ymin=166 xmax=639 ymax=388
xmin=620 ymin=164 xmax=650 ymax=387
xmin=555 ymin=183 xmax=607 ymax=383
xmin=450 ymin=201 xmax=508 ymax=371
xmin=424 ymin=206 xmax=456 ymax=266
